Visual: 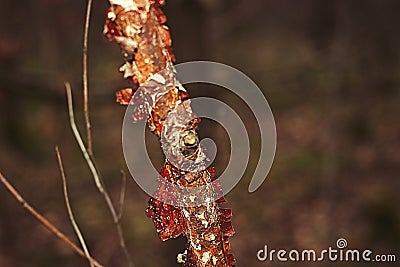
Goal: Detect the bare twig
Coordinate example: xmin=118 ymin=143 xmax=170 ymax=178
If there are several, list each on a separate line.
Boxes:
xmin=65 ymin=82 xmax=134 ymax=267
xmin=56 ymin=146 xmax=94 ymax=267
xmin=0 ymin=172 xmax=104 ymax=267
xmin=83 ymin=0 xmax=93 ymax=156
xmin=118 ymin=170 xmax=127 ymax=221
xmin=65 ymin=82 xmax=103 ymax=191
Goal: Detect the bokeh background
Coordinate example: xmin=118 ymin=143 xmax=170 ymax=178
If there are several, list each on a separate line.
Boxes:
xmin=1 ymin=0 xmax=399 ymax=266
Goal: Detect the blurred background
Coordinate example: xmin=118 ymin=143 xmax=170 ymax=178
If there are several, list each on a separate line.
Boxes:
xmin=0 ymin=0 xmax=399 ymax=266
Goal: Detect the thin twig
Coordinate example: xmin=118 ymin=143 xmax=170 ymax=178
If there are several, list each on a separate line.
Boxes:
xmin=118 ymin=170 xmax=127 ymax=221
xmin=56 ymin=146 xmax=94 ymax=267
xmin=0 ymin=172 xmax=104 ymax=267
xmin=65 ymin=82 xmax=134 ymax=267
xmin=65 ymin=82 xmax=103 ymax=192
xmin=83 ymin=0 xmax=93 ymax=156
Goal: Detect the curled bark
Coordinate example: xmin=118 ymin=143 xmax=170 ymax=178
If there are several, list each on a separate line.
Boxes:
xmin=104 ymin=1 xmax=235 ymax=266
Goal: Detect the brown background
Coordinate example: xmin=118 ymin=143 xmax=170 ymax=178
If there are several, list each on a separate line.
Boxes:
xmin=0 ymin=0 xmax=399 ymax=266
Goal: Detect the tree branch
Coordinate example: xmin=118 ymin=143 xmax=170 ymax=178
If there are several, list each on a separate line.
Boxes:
xmin=117 ymin=170 xmax=127 ymax=221
xmin=83 ymin=0 xmax=93 ymax=156
xmin=56 ymin=146 xmax=94 ymax=267
xmin=0 ymin=172 xmax=104 ymax=267
xmin=65 ymin=82 xmax=134 ymax=267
